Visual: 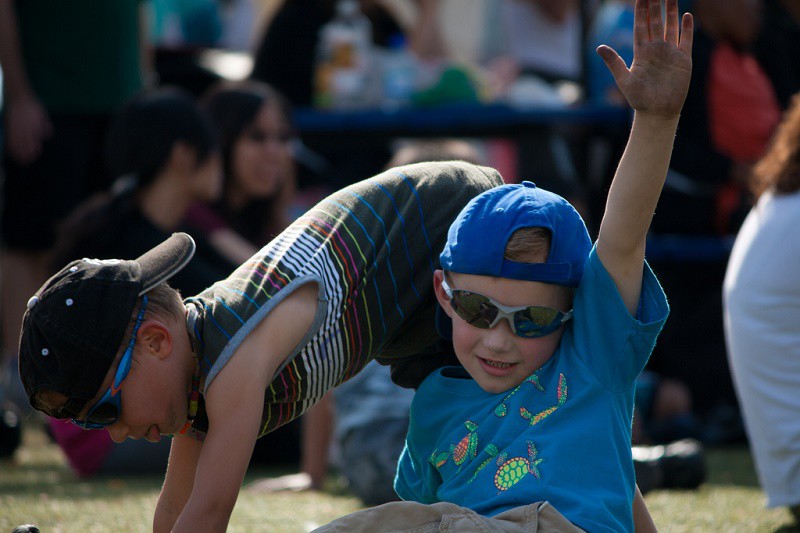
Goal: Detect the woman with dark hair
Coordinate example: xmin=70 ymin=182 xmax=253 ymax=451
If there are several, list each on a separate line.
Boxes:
xmin=187 ymin=80 xmax=297 ymax=264
xmin=724 ymin=93 xmax=800 ymax=525
xmin=48 ymin=87 xmax=235 ymax=479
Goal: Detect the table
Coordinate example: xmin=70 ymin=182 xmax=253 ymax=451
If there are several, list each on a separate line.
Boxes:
xmin=292 ymin=102 xmax=630 ymax=139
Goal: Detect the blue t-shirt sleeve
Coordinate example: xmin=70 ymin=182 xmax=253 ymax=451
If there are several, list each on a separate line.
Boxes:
xmin=568 ymin=245 xmax=669 ymax=391
xmin=395 ymin=443 xmax=439 ymax=504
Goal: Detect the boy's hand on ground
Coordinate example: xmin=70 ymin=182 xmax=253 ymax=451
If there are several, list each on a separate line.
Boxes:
xmin=597 ymin=0 xmax=693 ymax=120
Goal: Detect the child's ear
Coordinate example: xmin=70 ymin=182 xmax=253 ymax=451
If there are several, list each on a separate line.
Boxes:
xmin=137 ymin=320 xmax=173 ymax=360
xmin=433 ymin=270 xmax=454 ymax=318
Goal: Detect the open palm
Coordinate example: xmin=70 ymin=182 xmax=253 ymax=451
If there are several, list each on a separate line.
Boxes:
xmin=598 ymin=0 xmax=693 ymax=119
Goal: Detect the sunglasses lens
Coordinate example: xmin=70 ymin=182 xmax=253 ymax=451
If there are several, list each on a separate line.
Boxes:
xmin=85 ymin=400 xmax=119 ymax=427
xmin=451 ymin=291 xmax=498 ymax=328
xmin=514 ymin=307 xmax=562 ymax=337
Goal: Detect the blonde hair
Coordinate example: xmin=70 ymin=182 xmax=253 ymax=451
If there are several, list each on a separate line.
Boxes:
xmin=504 ymin=227 xmax=551 ymax=263
xmin=31 ymin=282 xmax=185 ymax=419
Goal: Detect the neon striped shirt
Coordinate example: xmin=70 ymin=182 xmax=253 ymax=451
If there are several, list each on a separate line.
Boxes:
xmin=183 ymin=162 xmax=503 ymax=439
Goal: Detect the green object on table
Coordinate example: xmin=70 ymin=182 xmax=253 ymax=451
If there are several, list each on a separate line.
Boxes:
xmin=411 ymin=66 xmax=480 ymax=107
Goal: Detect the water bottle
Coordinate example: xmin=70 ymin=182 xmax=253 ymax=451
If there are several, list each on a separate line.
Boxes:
xmin=314 ymin=0 xmax=374 ymax=109
xmin=381 ymin=33 xmax=416 ymax=110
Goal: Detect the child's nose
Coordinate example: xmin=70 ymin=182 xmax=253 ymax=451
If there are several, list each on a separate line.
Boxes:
xmin=482 ymin=318 xmax=515 ymax=351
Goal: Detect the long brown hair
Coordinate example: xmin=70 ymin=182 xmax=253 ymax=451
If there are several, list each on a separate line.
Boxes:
xmin=752 ymin=93 xmax=800 ymax=198
xmin=201 ymin=80 xmax=296 ymax=245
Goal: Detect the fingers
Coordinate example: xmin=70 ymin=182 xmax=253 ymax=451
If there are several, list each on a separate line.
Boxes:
xmin=679 ymin=12 xmax=694 ymax=54
xmin=633 ymin=0 xmax=650 ymax=46
xmin=596 ymin=45 xmax=630 ymax=86
xmin=665 ymin=0 xmax=679 ymax=44
xmin=635 ymin=0 xmax=692 ymax=47
xmin=648 ymin=0 xmax=664 ymax=42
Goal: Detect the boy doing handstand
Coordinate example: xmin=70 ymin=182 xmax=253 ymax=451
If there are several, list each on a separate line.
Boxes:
xmin=379 ymin=0 xmax=690 ymax=531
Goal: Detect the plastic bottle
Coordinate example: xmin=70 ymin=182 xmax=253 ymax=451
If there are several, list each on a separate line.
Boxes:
xmin=313 ymin=0 xmax=374 ymax=109
xmin=380 ymin=33 xmax=416 ymax=110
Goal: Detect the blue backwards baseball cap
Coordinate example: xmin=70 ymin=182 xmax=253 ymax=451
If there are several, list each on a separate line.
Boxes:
xmin=440 ymin=181 xmax=592 ymax=287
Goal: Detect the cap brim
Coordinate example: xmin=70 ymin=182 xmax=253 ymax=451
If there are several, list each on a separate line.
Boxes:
xmin=135 ymin=232 xmax=196 ymax=295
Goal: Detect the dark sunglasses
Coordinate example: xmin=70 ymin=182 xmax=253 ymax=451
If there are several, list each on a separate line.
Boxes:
xmin=441 ymin=276 xmax=571 ymax=338
xmin=72 ymin=296 xmax=148 ymax=429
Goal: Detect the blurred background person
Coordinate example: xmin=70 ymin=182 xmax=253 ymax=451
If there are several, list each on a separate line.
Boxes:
xmin=249 ymin=0 xmax=448 ymax=193
xmin=0 ymin=0 xmax=149 ymax=431
xmin=45 ymin=87 xmax=232 ymax=479
xmin=480 ymin=0 xmax=590 ymax=221
xmin=250 ymin=0 xmax=409 ymax=108
xmin=51 ymin=87 xmax=231 ymax=296
xmin=189 ymin=80 xmax=298 ymax=265
xmin=645 ymin=0 xmax=783 ymax=442
xmin=724 ymin=93 xmax=800 ymax=526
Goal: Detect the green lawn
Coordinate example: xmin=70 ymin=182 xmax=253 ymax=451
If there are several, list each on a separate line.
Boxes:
xmin=1 ymin=421 xmax=798 ymax=532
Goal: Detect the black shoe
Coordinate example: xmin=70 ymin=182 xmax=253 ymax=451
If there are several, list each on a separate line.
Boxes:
xmin=13 ymin=526 xmax=40 ymax=533
xmin=660 ymin=438 xmax=706 ymax=489
xmin=632 ymin=438 xmax=706 ymax=492
xmin=633 ymin=458 xmax=663 ymax=495
xmin=0 ymin=402 xmax=21 ymax=458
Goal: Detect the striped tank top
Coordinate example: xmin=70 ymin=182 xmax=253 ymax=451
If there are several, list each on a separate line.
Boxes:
xmin=184 ymin=161 xmax=502 ymax=439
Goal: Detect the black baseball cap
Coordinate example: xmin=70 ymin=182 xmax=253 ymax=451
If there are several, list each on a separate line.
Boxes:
xmin=18 ymin=233 xmax=196 ymax=418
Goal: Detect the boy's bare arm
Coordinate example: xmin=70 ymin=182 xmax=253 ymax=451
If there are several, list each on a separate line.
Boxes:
xmin=595 ymin=0 xmax=693 ymax=314
xmin=153 ymin=436 xmax=203 ymax=532
xmin=632 ymin=485 xmax=658 ymax=532
xmin=171 ymin=378 xmax=264 ymax=531
xmin=167 ymin=282 xmax=320 ymax=532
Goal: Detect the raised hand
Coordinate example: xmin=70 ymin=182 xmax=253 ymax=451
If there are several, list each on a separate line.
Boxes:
xmin=596 ymin=0 xmax=693 ymax=120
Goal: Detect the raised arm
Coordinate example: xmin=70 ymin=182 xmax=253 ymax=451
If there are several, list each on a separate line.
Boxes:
xmin=595 ymin=0 xmax=693 ymax=314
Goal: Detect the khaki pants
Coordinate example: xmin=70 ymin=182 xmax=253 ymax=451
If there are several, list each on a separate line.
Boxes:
xmin=312 ymin=501 xmax=586 ymax=533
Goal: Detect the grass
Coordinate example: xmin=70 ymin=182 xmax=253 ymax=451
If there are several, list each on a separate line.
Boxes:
xmin=1 ymin=421 xmax=798 ymax=532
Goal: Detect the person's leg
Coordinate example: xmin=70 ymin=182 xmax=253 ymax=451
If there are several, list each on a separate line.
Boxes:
xmin=0 ymin=249 xmax=50 ymax=414
xmin=1 ymin=250 xmax=49 ymax=358
xmin=339 ymin=417 xmax=409 ymax=506
xmin=647 ymin=375 xmax=700 ymax=444
xmin=245 ymin=394 xmax=331 ymax=493
xmin=301 ymin=391 xmax=334 ymax=489
xmin=1 ymin=114 xmax=110 ymax=359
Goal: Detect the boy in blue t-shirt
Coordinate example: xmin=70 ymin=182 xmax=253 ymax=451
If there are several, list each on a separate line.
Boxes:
xmin=392 ymin=1 xmax=693 ymax=531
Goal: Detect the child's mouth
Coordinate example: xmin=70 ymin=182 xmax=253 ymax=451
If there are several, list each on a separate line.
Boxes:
xmin=478 ymin=356 xmax=516 ymax=376
xmin=483 ymin=359 xmax=512 ymax=368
